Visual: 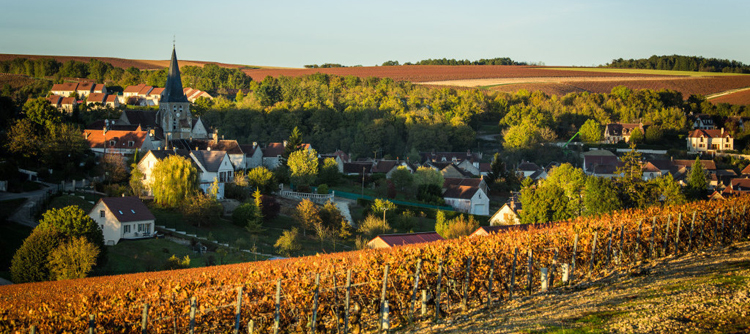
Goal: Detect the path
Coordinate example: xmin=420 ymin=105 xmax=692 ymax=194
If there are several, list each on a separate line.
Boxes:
xmin=706 ymin=86 xmax=750 ymax=100
xmin=334 ymin=198 xmax=354 ymax=226
xmin=0 ymin=182 xmax=58 ymax=228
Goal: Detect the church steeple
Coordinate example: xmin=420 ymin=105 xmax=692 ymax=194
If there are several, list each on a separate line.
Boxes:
xmin=163 ymin=46 xmax=188 ymax=103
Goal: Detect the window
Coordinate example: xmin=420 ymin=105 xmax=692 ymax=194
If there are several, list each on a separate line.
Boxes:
xmin=109 ymin=140 xmax=116 ymax=146
xmin=220 ymin=172 xmax=226 ymax=182
xmin=100 ymin=210 xmax=105 ymax=218
xmin=124 ymin=225 xmax=130 ymax=233
xmin=128 ymin=141 xmax=134 ymax=147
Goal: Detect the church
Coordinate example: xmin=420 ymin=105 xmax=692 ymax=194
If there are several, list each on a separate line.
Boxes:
xmin=117 ymin=47 xmax=210 ymax=147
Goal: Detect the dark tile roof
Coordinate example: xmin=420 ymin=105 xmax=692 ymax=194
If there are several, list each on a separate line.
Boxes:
xmin=122 ymin=110 xmax=158 ymax=128
xmin=372 ymin=232 xmax=444 ymax=247
xmin=442 ymin=185 xmax=479 ymax=199
xmin=98 ymin=197 xmax=155 ymax=223
xmin=443 ymin=178 xmax=483 ymax=188
xmin=263 ymin=143 xmax=285 ymax=158
xmin=191 ymin=150 xmax=227 ymax=172
xmin=239 ymin=144 xmax=259 ymax=156
xmin=517 ymin=162 xmax=541 ymax=171
xmin=672 ymin=159 xmax=716 ymax=171
xmin=372 ymin=160 xmax=398 ymax=174
xmin=343 ymin=162 xmax=373 ymax=174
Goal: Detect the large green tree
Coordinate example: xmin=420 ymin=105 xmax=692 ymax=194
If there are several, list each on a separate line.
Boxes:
xmin=151 ymin=155 xmax=199 ymax=208
xmin=687 ymin=156 xmax=707 ymax=199
xmin=37 ymin=205 xmax=105 ymax=259
xmin=288 ymin=148 xmax=319 ymax=190
xmin=544 ymin=163 xmax=587 ymax=215
xmin=579 ymin=119 xmax=602 ymax=143
xmin=10 ymin=228 xmax=62 ymax=283
xmin=583 ymin=176 xmax=622 ymax=216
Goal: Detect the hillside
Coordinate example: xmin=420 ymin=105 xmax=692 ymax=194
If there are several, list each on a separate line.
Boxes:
xmin=405 ymin=241 xmax=750 ymax=334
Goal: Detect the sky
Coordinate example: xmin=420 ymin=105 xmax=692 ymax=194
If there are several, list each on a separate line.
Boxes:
xmin=1 ymin=0 xmax=749 ymax=68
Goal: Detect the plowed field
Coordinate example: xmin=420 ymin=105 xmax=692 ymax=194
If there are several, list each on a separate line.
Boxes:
xmin=710 ymin=88 xmax=750 ymax=105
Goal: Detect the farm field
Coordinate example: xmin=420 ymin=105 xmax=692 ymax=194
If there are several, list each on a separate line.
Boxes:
xmin=541 ymin=67 xmax=749 ymax=77
xmin=708 ymin=88 xmax=750 ymax=105
xmin=0 ymin=54 xmax=267 ymax=71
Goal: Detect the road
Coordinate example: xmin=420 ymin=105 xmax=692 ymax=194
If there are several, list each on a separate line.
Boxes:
xmin=0 ymin=182 xmax=58 ymax=228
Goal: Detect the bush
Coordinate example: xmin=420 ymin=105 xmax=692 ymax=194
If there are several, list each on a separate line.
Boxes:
xmin=232 ymin=202 xmax=259 ymax=227
xmin=225 ymin=183 xmax=250 ymax=201
xmin=317 ymin=184 xmax=329 ymax=194
xmin=11 ymin=228 xmax=62 ymax=283
xmin=260 ymin=195 xmax=280 ymax=221
xmin=417 ymin=184 xmax=445 ymax=206
xmin=275 ymin=227 xmax=302 ymax=257
xmin=163 ymin=254 xmax=191 ymax=270
xmin=357 ymin=214 xmax=392 ymax=238
xmin=48 ymin=236 xmax=99 ymax=280
xmin=436 ymin=214 xmax=479 ymax=239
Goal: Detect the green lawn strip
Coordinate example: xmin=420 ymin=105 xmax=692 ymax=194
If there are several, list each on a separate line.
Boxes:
xmin=94 ymin=238 xmax=262 ymax=276
xmin=48 ymin=194 xmax=96 ymax=212
xmin=540 ymin=67 xmax=748 ymax=77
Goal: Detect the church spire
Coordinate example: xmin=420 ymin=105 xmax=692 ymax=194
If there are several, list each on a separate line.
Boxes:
xmin=163 ymin=46 xmax=187 ymax=103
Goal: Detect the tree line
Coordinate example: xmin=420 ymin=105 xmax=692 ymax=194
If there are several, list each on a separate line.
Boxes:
xmin=381 ymin=57 xmax=527 ymax=66
xmin=0 ymin=57 xmax=253 ymax=94
xmin=605 ymin=55 xmax=750 ymax=73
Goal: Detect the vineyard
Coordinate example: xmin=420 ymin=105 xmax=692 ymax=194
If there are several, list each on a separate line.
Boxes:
xmin=710 ymin=88 xmax=750 ymax=105
xmin=1 ymin=196 xmax=748 ymax=333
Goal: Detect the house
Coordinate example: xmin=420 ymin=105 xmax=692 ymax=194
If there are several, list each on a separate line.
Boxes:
xmin=240 ymin=142 xmax=264 ymax=169
xmin=123 ymin=84 xmax=154 ymax=106
xmin=59 ymin=97 xmax=77 ymax=113
xmin=50 ymin=82 xmax=79 ymax=97
xmin=105 ymin=95 xmax=120 ymax=108
xmin=86 ymin=93 xmax=108 ymax=108
xmin=137 ymin=148 xmax=233 ymax=199
xmin=372 ymin=160 xmax=399 ymax=175
xmin=489 ymin=194 xmax=522 ymax=225
xmin=89 ymin=196 xmax=156 ymax=245
xmin=442 ymin=185 xmax=490 ymax=216
xmin=47 ymin=95 xmax=62 ymax=109
xmin=642 ymin=162 xmax=662 ymax=181
xmin=440 ymin=164 xmax=474 ymax=178
xmin=319 ymin=150 xmax=351 ymax=173
xmin=76 ymin=82 xmax=95 ymax=98
xmin=343 ymin=162 xmax=373 ymax=176
xmin=146 ymin=88 xmax=165 ymax=106
xmin=172 ymin=135 xmax=246 ymax=170
xmin=83 ymin=125 xmax=155 ymax=156
xmin=687 ymin=128 xmax=733 ymax=153
xmin=366 ymin=232 xmax=444 ymax=249
xmin=582 ymin=150 xmax=620 ymax=176
xmin=741 ymin=164 xmax=750 ymax=177
xmin=517 ymin=161 xmax=542 ymax=179
xmin=443 ymin=178 xmax=489 ymax=196
xmin=92 ymin=83 xmax=107 ymax=94
xmin=262 ymin=142 xmax=286 ymax=169
xmin=604 ymin=123 xmax=644 ymax=144
xmin=692 ymin=114 xmax=715 ymax=130
xmin=456 ymin=159 xmax=485 ymax=176
xmin=420 ymin=150 xmax=482 ymax=165
xmin=183 ymin=88 xmax=213 ymax=102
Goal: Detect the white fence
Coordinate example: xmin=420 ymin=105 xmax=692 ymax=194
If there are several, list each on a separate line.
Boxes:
xmin=279 ymin=190 xmax=334 ymax=204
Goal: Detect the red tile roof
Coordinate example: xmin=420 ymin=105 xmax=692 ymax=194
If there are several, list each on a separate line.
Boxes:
xmin=370 ymin=232 xmax=444 ymax=248
xmin=106 ymin=95 xmax=119 ymax=103
xmin=83 ymin=127 xmax=148 ymax=149
xmin=642 ymin=162 xmax=660 ymax=173
xmin=60 ymin=97 xmax=77 ymax=105
xmin=51 ymin=82 xmax=79 ymax=92
xmin=124 ymin=84 xmax=147 ymax=93
xmin=149 ymin=88 xmax=164 ymax=96
xmin=263 ymin=142 xmax=285 ymax=157
xmin=688 ymin=129 xmax=732 ymax=139
xmin=47 ymin=95 xmax=62 ymax=106
xmin=77 ymin=82 xmax=94 ymax=92
xmin=137 ymin=85 xmax=154 ymax=95
xmin=87 ymin=93 xmax=107 ymax=104
xmin=97 ymin=196 xmax=155 ymax=223
xmin=672 ymin=159 xmax=717 ymax=171
xmin=93 ymin=84 xmax=106 ymax=93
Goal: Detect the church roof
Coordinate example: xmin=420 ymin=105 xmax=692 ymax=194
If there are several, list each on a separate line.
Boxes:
xmin=162 ymin=47 xmax=188 ymax=103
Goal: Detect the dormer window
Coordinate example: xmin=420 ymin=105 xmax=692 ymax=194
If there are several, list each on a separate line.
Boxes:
xmin=109 ymin=140 xmax=116 ymax=146
xmin=128 ymin=141 xmax=135 ymax=147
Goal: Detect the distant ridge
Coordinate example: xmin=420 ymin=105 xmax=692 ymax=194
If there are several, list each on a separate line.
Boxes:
xmin=0 ymin=54 xmax=277 ymax=71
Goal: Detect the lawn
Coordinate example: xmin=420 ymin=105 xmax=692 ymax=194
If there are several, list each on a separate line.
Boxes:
xmin=48 ymin=194 xmax=97 ymax=212
xmin=94 ymin=237 xmax=264 ymax=276
xmin=0 ymin=198 xmax=34 ymax=281
xmin=543 ymin=67 xmax=748 ymax=77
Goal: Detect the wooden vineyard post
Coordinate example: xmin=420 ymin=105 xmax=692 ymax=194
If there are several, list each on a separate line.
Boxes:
xmin=487 ymin=258 xmax=495 ymax=304
xmin=88 ymin=314 xmax=95 ymax=334
xmin=344 ymin=269 xmax=352 ymax=334
xmin=606 ymin=226 xmax=613 ymax=267
xmin=434 ymin=261 xmax=444 ymax=321
xmin=571 ymin=235 xmax=578 ymax=283
xmin=30 ymin=326 xmax=36 ymax=334
xmin=273 ymin=279 xmax=281 ymax=334
xmin=234 ymin=287 xmax=243 ymax=334
xmin=619 ymin=225 xmax=625 ymax=266
xmin=382 ymin=301 xmax=390 ymax=333
xmin=462 ymin=257 xmax=472 ymax=311
xmin=509 ymin=248 xmax=518 ymax=299
xmin=409 ymin=259 xmax=422 ymax=320
xmin=713 ymin=213 xmax=719 ymax=247
xmin=247 ymin=320 xmax=254 ymax=334
xmin=189 ymin=297 xmax=197 ymax=334
xmin=141 ymin=303 xmax=149 ymax=334
xmin=699 ymin=213 xmax=706 ymax=249
xmin=636 ymin=220 xmax=643 ymax=261
xmin=688 ymin=211 xmax=696 ymax=253
xmin=730 ymin=208 xmax=737 ymax=242
xmin=674 ymin=213 xmax=682 ymax=255
xmin=649 ymin=217 xmax=657 ymax=259
xmin=549 ymin=250 xmax=558 ymax=289
xmin=721 ymin=213 xmax=726 ymax=245
xmin=589 ymin=232 xmax=598 ymax=279
xmin=311 ymin=273 xmax=320 ymax=334
xmin=421 ymin=290 xmax=427 ymax=316
xmin=540 ymin=268 xmax=549 ymax=292
xmin=379 ymin=265 xmax=390 ymax=332
xmin=662 ymin=215 xmax=672 ymax=256
xmin=526 ymin=249 xmax=533 ymax=295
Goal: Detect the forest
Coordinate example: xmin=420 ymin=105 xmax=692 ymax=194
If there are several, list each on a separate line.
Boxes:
xmin=606 ymin=55 xmax=750 ymax=73
xmin=381 ymin=57 xmax=528 ymax=66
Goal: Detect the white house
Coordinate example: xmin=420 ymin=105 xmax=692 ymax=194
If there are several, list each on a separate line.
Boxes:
xmin=240 ymin=142 xmax=264 ymax=169
xmin=489 ymin=195 xmax=522 ymax=225
xmin=50 ymin=82 xmax=78 ymax=97
xmin=442 ymin=185 xmax=490 ymax=216
xmin=89 ymin=196 xmax=156 ymax=245
xmin=76 ymin=82 xmax=95 ymax=98
xmin=687 ymin=128 xmax=733 ymax=153
xmin=83 ymin=126 xmax=156 ymax=156
xmin=262 ymin=142 xmax=285 ymax=169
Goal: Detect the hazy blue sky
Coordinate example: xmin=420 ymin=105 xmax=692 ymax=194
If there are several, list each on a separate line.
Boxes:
xmin=2 ymin=0 xmax=748 ymax=68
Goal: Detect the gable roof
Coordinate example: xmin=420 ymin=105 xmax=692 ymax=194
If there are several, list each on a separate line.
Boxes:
xmin=96 ymin=197 xmax=155 ymax=223
xmin=443 ymin=178 xmax=483 ymax=188
xmin=87 ymin=93 xmax=107 ymax=104
xmin=83 ymin=127 xmax=148 ymax=149
xmin=370 ymin=232 xmax=444 ymax=248
xmin=77 ymin=82 xmax=94 ymax=92
xmin=51 ymin=82 xmax=78 ymax=92
xmin=148 ymin=87 xmax=165 ymax=97
xmin=121 ymin=110 xmax=158 ymax=128
xmin=730 ymin=178 xmax=750 ymax=192
xmin=263 ymin=142 xmax=285 ymax=157
xmin=443 ymin=185 xmax=480 ymax=199
xmin=517 ymin=161 xmax=541 ymax=171
xmin=741 ymin=164 xmax=750 ymax=175
xmin=688 ymin=129 xmax=732 ymax=139
xmin=239 ymin=144 xmax=260 ymax=157
xmin=191 ymin=150 xmax=228 ymax=172
xmin=60 ymin=97 xmax=77 ymax=105
xmin=642 ymin=162 xmax=660 ymax=173
xmin=93 ymin=84 xmax=106 ymax=93
xmin=124 ymin=84 xmax=148 ymax=93
xmin=343 ymin=162 xmax=373 ymax=174
xmin=47 ymin=95 xmax=62 ymax=106
xmin=672 ymin=159 xmax=717 ymax=171
xmin=180 ymin=139 xmax=244 ymax=154
xmin=106 ymin=95 xmax=119 ymax=103
xmin=372 ymin=160 xmax=399 ymax=174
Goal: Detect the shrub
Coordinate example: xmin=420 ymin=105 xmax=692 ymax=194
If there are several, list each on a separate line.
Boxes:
xmin=436 ymin=214 xmax=479 ymax=239
xmin=357 ymin=214 xmax=392 ymax=238
xmin=47 ymin=236 xmax=99 ymax=280
xmin=232 ymin=202 xmax=259 ymax=227
xmin=317 ymin=184 xmax=329 ymax=194
xmin=10 ymin=228 xmax=62 ymax=283
xmin=274 ymin=227 xmax=302 ymax=257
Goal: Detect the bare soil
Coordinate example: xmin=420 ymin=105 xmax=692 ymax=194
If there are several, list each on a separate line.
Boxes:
xmin=400 ymin=241 xmax=750 ymax=334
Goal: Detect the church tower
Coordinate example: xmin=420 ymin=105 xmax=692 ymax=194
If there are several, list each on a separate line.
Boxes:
xmin=158 ymin=47 xmax=192 ymax=140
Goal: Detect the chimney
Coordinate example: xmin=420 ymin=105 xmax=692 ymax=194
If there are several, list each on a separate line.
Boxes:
xmin=212 ymin=132 xmax=218 ymax=142
xmin=253 ymin=142 xmax=258 ymax=149
xmin=222 ymin=135 xmax=225 ymax=140
xmin=283 ymin=140 xmax=288 ymax=147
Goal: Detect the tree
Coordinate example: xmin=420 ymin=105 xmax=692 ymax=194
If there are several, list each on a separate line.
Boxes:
xmin=371 ymin=198 xmax=397 ymax=222
xmin=101 ymin=154 xmax=128 ymax=184
xmin=37 ymin=206 xmax=105 ymax=259
xmin=617 ymin=143 xmax=643 ymax=181
xmin=503 ymin=121 xmax=541 ymax=149
xmin=390 ymin=166 xmax=413 ymax=194
xmin=180 ymin=193 xmax=222 ymax=228
xmin=579 ymin=119 xmax=602 ymax=143
xmin=232 ymin=202 xmax=260 ymax=227
xmin=247 ymin=166 xmax=276 ymax=194
xmin=520 ymin=183 xmax=570 ymax=224
xmin=436 ymin=214 xmax=479 ymax=239
xmin=47 ymin=236 xmax=99 ymax=280
xmin=129 ymin=166 xmax=146 ymax=197
xmin=294 ymin=199 xmax=321 ymax=236
xmin=357 ymin=214 xmax=392 ymax=238
xmin=652 ymin=174 xmax=686 ymax=205
xmin=629 ymin=128 xmax=644 ymax=144
xmin=284 ymin=126 xmax=303 ymax=158
xmin=583 ymin=176 xmax=622 ymax=216
xmin=544 ymin=163 xmax=587 ymax=216
xmin=151 ymin=155 xmax=199 ymax=208
xmin=23 ymin=97 xmax=61 ymax=128
xmin=687 ymin=156 xmax=707 ymax=199
xmin=274 ymin=228 xmax=302 ymax=257
xmin=10 ymin=228 xmax=62 ymax=283
xmin=5 ymin=118 xmax=41 ymax=161
xmin=317 ymin=157 xmax=340 ymax=186
xmin=319 ymin=200 xmax=345 ymax=229
xmin=288 ymin=148 xmax=319 ymax=190
xmin=413 ymin=166 xmax=444 ymax=188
